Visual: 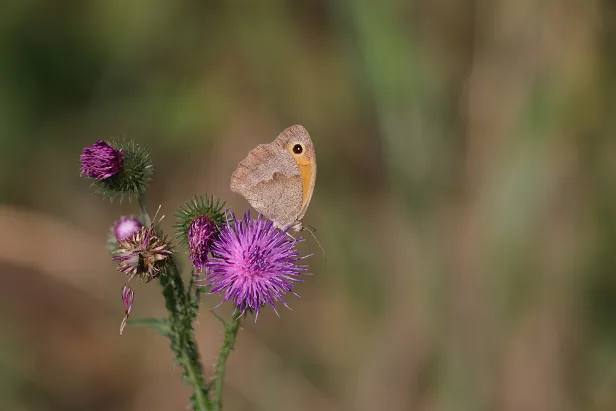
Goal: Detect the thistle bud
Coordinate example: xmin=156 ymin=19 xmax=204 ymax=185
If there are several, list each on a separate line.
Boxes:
xmin=187 ymin=216 xmax=215 ymax=272
xmin=174 ymin=196 xmax=226 ymax=268
xmin=114 ymin=216 xmax=143 ymax=242
xmin=80 ymin=139 xmax=153 ymax=201
xmin=80 ymin=140 xmax=125 ymax=180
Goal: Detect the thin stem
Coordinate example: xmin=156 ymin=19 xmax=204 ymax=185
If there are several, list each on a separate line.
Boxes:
xmin=187 ymin=269 xmax=196 ymax=300
xmin=211 ymin=312 xmax=242 ymax=411
xmin=187 ymin=269 xmax=202 ymax=314
xmin=138 ymin=192 xmax=152 ymax=227
xmin=182 ymin=342 xmax=211 ymax=410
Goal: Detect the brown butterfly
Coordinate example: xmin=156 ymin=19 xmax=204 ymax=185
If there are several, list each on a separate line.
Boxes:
xmin=230 ymin=125 xmax=316 ymax=232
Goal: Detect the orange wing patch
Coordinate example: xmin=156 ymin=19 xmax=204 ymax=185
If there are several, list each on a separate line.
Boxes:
xmin=295 ymin=157 xmax=313 ymax=209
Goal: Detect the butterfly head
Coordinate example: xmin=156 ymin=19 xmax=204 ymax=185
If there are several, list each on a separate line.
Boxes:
xmin=277 ymin=125 xmax=315 ymax=167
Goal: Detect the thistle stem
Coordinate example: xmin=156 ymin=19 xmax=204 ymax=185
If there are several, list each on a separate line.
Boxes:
xmin=211 ymin=312 xmax=242 ymax=411
xmin=182 ymin=345 xmax=210 ymax=410
xmin=187 ymin=269 xmax=196 ymax=299
xmin=138 ymin=194 xmax=210 ymax=410
xmin=163 ymin=260 xmax=210 ymax=410
xmin=137 ymin=192 xmax=152 ymax=227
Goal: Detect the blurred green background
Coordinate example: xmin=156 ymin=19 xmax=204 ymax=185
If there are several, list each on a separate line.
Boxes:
xmin=1 ymin=1 xmax=615 ymax=410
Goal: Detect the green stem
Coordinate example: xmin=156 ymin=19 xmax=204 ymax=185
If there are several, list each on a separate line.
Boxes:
xmin=162 ymin=258 xmax=211 ymax=411
xmin=211 ymin=312 xmax=242 ymax=411
xmin=187 ymin=270 xmax=201 ymax=314
xmin=187 ymin=269 xmax=196 ymax=300
xmin=182 ymin=337 xmax=211 ymax=410
xmin=138 ymin=194 xmax=210 ymax=411
xmin=137 ymin=192 xmax=152 ymax=227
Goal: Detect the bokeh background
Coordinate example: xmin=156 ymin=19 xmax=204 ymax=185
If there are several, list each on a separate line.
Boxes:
xmin=1 ymin=1 xmax=615 ymax=410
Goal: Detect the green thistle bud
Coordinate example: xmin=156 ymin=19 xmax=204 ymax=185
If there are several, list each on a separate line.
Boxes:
xmin=80 ymin=139 xmax=154 ymax=201
xmin=174 ymin=195 xmax=227 ymax=249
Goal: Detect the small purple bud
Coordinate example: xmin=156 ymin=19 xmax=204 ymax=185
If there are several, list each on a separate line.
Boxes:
xmin=114 ymin=216 xmax=143 ymax=242
xmin=188 ymin=216 xmax=215 ymax=272
xmin=120 ymin=285 xmax=135 ymax=335
xmin=80 ymin=140 xmax=125 ymax=180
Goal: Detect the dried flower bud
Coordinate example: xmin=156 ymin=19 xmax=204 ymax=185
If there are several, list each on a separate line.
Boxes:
xmin=120 ymin=285 xmax=135 ymax=335
xmin=113 ymin=226 xmax=172 ymax=282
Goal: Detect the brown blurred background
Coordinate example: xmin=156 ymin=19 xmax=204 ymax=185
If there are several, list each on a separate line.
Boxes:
xmin=1 ymin=1 xmax=615 ymax=410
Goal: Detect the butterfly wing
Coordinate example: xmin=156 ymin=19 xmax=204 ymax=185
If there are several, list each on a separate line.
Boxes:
xmin=273 ymin=125 xmax=317 ymax=223
xmin=230 ymin=142 xmax=303 ymax=229
xmin=296 ymin=148 xmax=316 ymax=221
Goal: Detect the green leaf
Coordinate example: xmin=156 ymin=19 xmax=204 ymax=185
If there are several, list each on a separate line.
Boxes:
xmin=128 ymin=317 xmax=172 ymax=336
xmin=210 ymin=310 xmax=228 ymax=328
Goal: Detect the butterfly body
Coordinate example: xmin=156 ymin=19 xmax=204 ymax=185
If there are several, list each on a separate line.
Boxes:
xmin=230 ymin=125 xmax=316 ymax=231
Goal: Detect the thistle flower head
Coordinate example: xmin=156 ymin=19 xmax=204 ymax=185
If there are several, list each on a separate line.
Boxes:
xmin=112 ymin=226 xmax=172 ymax=282
xmin=120 ymin=285 xmax=135 ymax=335
xmin=80 ymin=140 xmax=125 ymax=180
xmin=188 ymin=216 xmax=216 ymax=272
xmin=203 ymin=211 xmax=309 ymax=319
xmin=80 ymin=139 xmax=154 ymax=201
xmin=114 ymin=216 xmax=143 ymax=242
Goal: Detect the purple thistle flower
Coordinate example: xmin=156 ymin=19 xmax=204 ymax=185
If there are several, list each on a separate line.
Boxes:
xmin=203 ymin=211 xmax=309 ymax=319
xmin=114 ymin=216 xmax=143 ymax=242
xmin=112 ymin=226 xmax=172 ymax=282
xmin=188 ymin=216 xmax=216 ymax=272
xmin=80 ymin=140 xmax=125 ymax=180
xmin=120 ymin=285 xmax=135 ymax=335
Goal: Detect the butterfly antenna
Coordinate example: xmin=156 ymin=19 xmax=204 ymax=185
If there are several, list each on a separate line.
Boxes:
xmin=305 ymin=226 xmax=326 ymax=259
